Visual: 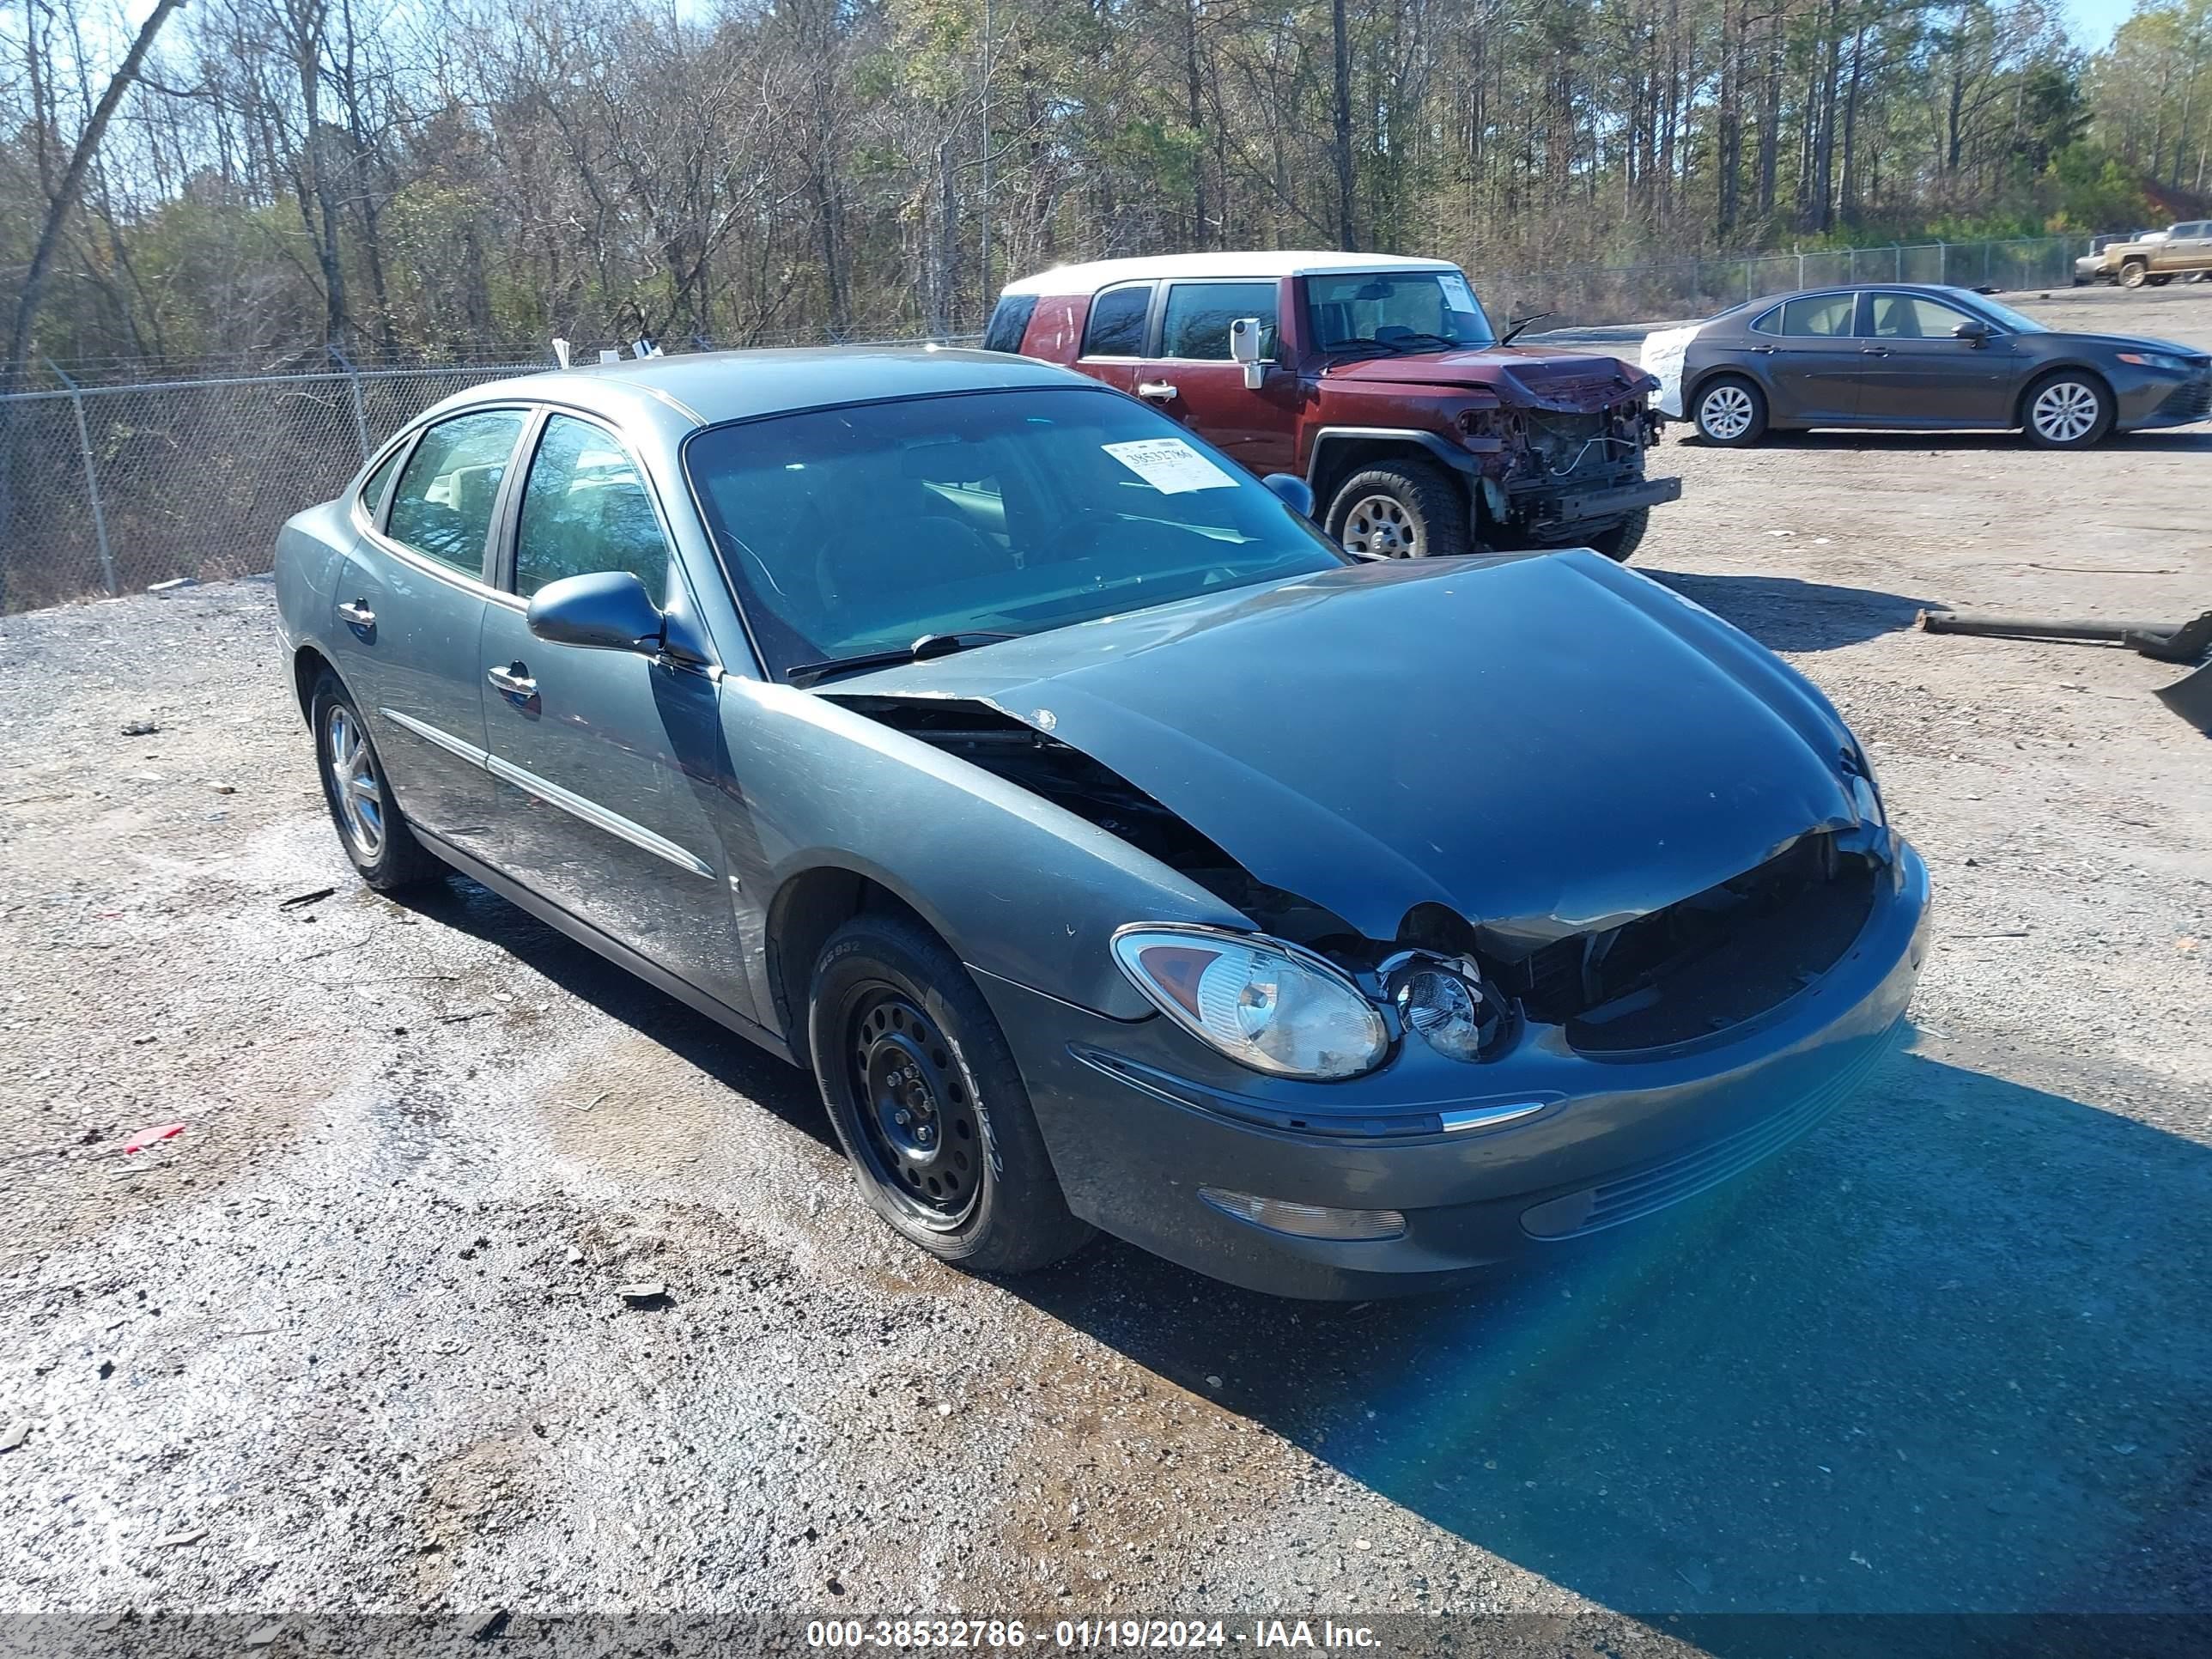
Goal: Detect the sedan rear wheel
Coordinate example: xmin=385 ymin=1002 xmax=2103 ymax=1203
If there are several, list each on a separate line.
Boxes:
xmin=309 ymin=668 xmax=443 ymax=891
xmin=808 ymin=912 xmax=1093 ymax=1275
xmin=1692 ymin=375 xmax=1767 ymax=447
xmin=2022 ymin=373 xmax=2113 ymax=449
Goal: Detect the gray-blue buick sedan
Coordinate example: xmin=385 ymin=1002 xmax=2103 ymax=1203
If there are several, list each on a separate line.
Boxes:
xmin=275 ymin=347 xmax=1929 ymax=1298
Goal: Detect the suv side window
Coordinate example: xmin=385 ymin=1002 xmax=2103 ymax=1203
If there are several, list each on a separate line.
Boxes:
xmin=1081 ymin=284 xmax=1152 ymax=357
xmin=385 ymin=409 xmax=526 ymax=578
xmin=1773 ymin=294 xmax=1856 ymax=337
xmin=512 ymin=413 xmax=673 ymax=602
xmin=1158 ymin=281 xmax=1278 ymax=361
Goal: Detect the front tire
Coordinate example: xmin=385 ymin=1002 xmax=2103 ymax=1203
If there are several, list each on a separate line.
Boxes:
xmin=808 ymin=912 xmax=1093 ymax=1276
xmin=1325 ymin=459 xmax=1470 ymax=559
xmin=2120 ymin=261 xmax=2149 ymax=289
xmin=1692 ymin=374 xmax=1768 ymax=447
xmin=310 ymin=669 xmax=443 ymax=892
xmin=1582 ymin=507 xmax=1650 ymax=563
xmin=2021 ymin=371 xmax=2114 ymax=449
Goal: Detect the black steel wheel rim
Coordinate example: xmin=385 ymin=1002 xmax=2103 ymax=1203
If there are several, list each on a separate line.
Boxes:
xmin=845 ymin=986 xmax=983 ymax=1230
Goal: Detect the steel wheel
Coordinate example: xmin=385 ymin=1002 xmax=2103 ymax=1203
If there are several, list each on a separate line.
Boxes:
xmin=323 ymin=702 xmax=386 ymax=862
xmin=1699 ymin=383 xmax=1757 ymax=442
xmin=1340 ymin=493 xmax=1420 ymax=557
xmin=846 ymin=988 xmax=986 ymax=1231
xmin=2030 ymin=380 xmax=2101 ymax=445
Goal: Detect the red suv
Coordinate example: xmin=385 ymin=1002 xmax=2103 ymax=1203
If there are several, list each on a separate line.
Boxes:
xmin=988 ymin=252 xmax=1679 ymax=561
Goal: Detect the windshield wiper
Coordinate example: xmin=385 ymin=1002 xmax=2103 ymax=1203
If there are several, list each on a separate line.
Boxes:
xmin=785 ymin=631 xmax=1019 ymax=689
xmin=1321 ymin=337 xmax=1411 ymax=359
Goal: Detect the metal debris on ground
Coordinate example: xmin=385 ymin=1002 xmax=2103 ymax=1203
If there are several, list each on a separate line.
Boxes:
xmin=122 ymin=1123 xmax=186 ymax=1153
xmin=278 ymin=886 xmax=337 ymax=910
xmin=119 ymin=720 xmax=160 ymax=736
xmin=616 ymin=1282 xmax=668 ymax=1304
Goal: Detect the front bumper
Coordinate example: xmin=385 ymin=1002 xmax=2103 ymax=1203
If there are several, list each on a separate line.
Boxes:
xmin=1524 ymin=475 xmax=1683 ymax=530
xmin=973 ymin=840 xmax=1930 ymax=1299
xmin=2121 ymin=368 xmax=2212 ymax=430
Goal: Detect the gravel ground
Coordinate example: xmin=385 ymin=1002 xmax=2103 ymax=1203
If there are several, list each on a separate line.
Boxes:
xmin=2 ymin=285 xmax=2209 ymax=1656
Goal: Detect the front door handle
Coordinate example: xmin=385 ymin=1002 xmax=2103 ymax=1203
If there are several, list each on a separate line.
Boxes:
xmin=1859 ymin=346 xmax=1891 ymax=356
xmin=487 ymin=662 xmax=538 ymax=700
xmin=337 ymin=599 xmax=376 ymax=629
xmin=1136 ymin=380 xmax=1179 ymax=402
xmin=1750 ymin=344 xmax=1778 ymax=355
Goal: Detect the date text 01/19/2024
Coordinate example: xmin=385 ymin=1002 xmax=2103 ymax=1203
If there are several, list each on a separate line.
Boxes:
xmin=805 ymin=1620 xmax=1381 ymax=1650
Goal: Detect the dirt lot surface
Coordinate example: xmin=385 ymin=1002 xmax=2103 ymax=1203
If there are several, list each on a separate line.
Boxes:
xmin=3 ymin=285 xmax=2209 ymax=1655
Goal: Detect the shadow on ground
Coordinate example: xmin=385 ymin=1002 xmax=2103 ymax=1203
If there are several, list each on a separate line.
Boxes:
xmin=1676 ymin=428 xmax=2212 ymax=454
xmin=1646 ymin=570 xmax=1933 ymax=652
xmin=1012 ymin=1043 xmax=2212 ymax=1628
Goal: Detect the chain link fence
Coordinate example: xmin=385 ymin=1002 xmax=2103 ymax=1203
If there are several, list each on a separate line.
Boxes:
xmin=0 ymin=236 xmax=2098 ymax=613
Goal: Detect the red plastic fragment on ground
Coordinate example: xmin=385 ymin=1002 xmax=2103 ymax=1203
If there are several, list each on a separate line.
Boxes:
xmin=122 ymin=1123 xmax=186 ymax=1154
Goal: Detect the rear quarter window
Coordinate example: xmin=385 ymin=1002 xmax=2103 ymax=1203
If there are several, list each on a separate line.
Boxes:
xmin=983 ymin=294 xmax=1038 ymax=355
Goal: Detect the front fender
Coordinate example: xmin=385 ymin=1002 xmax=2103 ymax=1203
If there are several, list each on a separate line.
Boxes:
xmin=720 ymin=678 xmax=1250 ymax=1019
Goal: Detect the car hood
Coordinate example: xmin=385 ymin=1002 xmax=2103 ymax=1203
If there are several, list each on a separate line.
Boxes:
xmin=1322 ymin=348 xmax=1656 ymax=410
xmin=828 ymin=553 xmax=1870 ymax=948
xmin=2033 ymin=330 xmax=2209 ymax=362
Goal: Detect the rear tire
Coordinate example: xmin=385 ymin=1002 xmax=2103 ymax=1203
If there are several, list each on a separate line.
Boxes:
xmin=1692 ymin=374 xmax=1768 ymax=447
xmin=1325 ymin=459 xmax=1470 ymax=559
xmin=808 ymin=912 xmax=1093 ymax=1276
xmin=309 ymin=669 xmax=443 ymax=892
xmin=1582 ymin=507 xmax=1650 ymax=563
xmin=2021 ymin=370 xmax=2114 ymax=449
xmin=2148 ymin=275 xmax=2173 ymax=287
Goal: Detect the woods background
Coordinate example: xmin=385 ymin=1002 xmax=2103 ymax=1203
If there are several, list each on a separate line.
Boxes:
xmin=1 ymin=0 xmax=2209 ymax=383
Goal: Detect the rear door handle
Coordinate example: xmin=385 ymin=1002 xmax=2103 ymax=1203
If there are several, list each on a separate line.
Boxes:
xmin=1859 ymin=346 xmax=1891 ymax=356
xmin=1136 ymin=380 xmax=1179 ymax=401
xmin=487 ymin=662 xmax=538 ymax=700
xmin=337 ymin=599 xmax=376 ymax=629
xmin=1750 ymin=344 xmax=1778 ymax=355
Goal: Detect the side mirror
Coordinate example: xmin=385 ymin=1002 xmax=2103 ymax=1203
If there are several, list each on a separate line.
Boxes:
xmin=1261 ymin=473 xmax=1315 ymax=519
xmin=526 ymin=569 xmax=665 ymax=654
xmin=1953 ymin=319 xmax=1991 ymax=345
xmin=1229 ymin=317 xmax=1267 ymax=390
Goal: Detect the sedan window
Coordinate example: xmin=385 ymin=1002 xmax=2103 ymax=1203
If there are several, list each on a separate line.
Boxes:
xmin=1159 ymin=282 xmax=1278 ymax=360
xmin=685 ymin=386 xmax=1345 ymax=678
xmin=1865 ymin=295 xmax=1977 ymax=339
xmin=385 ymin=410 xmax=526 ymax=578
xmin=1771 ymin=294 xmax=1856 ymax=337
xmin=513 ymin=414 xmax=672 ymax=601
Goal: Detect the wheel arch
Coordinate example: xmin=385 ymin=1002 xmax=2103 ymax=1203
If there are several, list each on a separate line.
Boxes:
xmin=2014 ymin=362 xmax=2114 ymax=429
xmin=292 ymin=641 xmax=340 ymax=726
xmin=1304 ymin=427 xmax=1475 ymax=512
xmin=765 ymin=861 xmax=945 ymax=1056
xmin=1683 ymin=363 xmax=1769 ymax=422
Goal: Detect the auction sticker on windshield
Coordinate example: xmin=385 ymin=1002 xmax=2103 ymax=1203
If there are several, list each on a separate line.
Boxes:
xmin=1103 ymin=438 xmax=1238 ymax=494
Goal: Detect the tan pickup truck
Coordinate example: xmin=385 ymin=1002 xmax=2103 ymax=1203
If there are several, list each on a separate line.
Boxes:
xmin=2102 ymin=222 xmax=2212 ymax=289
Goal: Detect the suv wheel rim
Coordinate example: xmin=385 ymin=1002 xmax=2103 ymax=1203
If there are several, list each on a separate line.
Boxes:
xmin=2032 ymin=381 xmax=2099 ymax=443
xmin=1341 ymin=494 xmax=1419 ymax=556
xmin=324 ymin=703 xmax=386 ymax=861
xmin=847 ymin=988 xmax=982 ymax=1230
xmin=1701 ymin=385 xmax=1754 ymax=441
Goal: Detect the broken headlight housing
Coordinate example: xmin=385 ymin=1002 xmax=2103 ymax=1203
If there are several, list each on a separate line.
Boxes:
xmin=1383 ymin=951 xmax=1507 ymax=1064
xmin=1111 ymin=925 xmax=1389 ymax=1080
xmin=1842 ymin=744 xmax=1887 ymax=828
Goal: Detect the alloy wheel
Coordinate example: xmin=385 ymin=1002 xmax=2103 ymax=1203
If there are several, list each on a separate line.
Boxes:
xmin=1340 ymin=494 xmax=1419 ymax=556
xmin=2031 ymin=380 xmax=2100 ymax=445
xmin=324 ymin=703 xmax=386 ymax=862
xmin=1700 ymin=385 xmax=1756 ymax=441
xmin=847 ymin=988 xmax=984 ymax=1229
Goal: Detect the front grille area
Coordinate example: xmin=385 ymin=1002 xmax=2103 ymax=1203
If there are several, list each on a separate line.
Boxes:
xmin=1520 ymin=1019 xmax=1903 ymax=1240
xmin=2156 ymin=375 xmax=2212 ymax=423
xmin=1488 ymin=832 xmax=1879 ymax=1055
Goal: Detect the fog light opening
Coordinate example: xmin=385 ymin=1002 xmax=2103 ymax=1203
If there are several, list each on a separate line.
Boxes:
xmin=1199 ymin=1188 xmax=1407 ymax=1242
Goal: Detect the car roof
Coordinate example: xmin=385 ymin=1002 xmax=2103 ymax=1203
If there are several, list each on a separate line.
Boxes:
xmin=1726 ymin=283 xmax=2012 ymax=316
xmin=431 ymin=344 xmax=1084 ymax=430
xmin=1000 ymin=251 xmax=1460 ymax=297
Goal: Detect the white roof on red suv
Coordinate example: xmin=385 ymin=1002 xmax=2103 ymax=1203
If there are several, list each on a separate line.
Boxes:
xmin=1000 ymin=251 xmax=1461 ymax=297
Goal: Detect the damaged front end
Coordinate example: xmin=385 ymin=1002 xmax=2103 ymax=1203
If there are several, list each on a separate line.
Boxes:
xmin=830 ymin=690 xmax=1893 ymax=1073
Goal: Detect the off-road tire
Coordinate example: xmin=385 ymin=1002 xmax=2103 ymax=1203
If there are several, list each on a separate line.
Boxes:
xmin=1692 ymin=374 xmax=1768 ymax=447
xmin=309 ymin=668 xmax=444 ymax=892
xmin=2120 ymin=260 xmax=2149 ymax=290
xmin=2021 ymin=370 xmax=2114 ymax=449
xmin=808 ymin=912 xmax=1093 ymax=1276
xmin=1583 ymin=507 xmax=1650 ymax=563
xmin=1324 ymin=459 xmax=1471 ymax=559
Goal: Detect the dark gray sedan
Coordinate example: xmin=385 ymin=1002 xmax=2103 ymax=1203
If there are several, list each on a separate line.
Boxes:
xmin=1644 ymin=283 xmax=2212 ymax=448
xmin=276 ymin=347 xmax=1928 ymax=1298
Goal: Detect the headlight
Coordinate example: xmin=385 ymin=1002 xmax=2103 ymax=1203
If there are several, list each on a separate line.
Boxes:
xmin=1110 ymin=925 xmax=1388 ymax=1080
xmin=1384 ymin=951 xmax=1505 ymax=1064
xmin=2118 ymin=350 xmax=2191 ymax=372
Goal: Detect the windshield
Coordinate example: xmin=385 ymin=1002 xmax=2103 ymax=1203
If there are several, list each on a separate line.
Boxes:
xmin=1955 ymin=291 xmax=2045 ymax=334
xmin=1306 ymin=270 xmax=1496 ymax=352
xmin=684 ymin=386 xmax=1346 ymax=678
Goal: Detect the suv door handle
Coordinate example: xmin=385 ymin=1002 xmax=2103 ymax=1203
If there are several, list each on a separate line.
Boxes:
xmin=336 ymin=599 xmax=376 ymax=629
xmin=487 ymin=662 xmax=537 ymax=699
xmin=1136 ymin=380 xmax=1179 ymax=401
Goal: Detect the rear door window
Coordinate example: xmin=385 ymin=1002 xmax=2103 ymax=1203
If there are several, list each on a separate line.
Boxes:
xmin=384 ymin=409 xmax=526 ymax=578
xmin=1158 ymin=282 xmax=1278 ymax=360
xmin=1081 ymin=284 xmax=1153 ymax=357
xmin=1773 ymin=294 xmax=1856 ymax=337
